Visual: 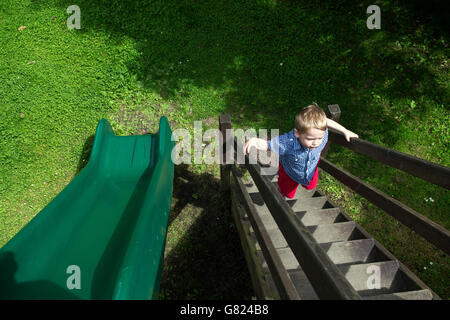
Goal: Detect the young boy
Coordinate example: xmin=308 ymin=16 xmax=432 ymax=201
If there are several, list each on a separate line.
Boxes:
xmin=243 ymin=104 xmax=359 ymax=199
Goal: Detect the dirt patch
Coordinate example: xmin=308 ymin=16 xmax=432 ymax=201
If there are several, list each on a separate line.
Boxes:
xmin=200 ymin=116 xmax=218 ymax=128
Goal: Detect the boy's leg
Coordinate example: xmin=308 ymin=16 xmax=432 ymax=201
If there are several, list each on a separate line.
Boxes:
xmin=277 ymin=163 xmax=299 ymax=199
xmin=301 ymin=160 xmax=320 ymax=190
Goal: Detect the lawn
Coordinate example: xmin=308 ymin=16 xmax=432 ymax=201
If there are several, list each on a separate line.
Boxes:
xmin=0 ymin=0 xmax=448 ymax=299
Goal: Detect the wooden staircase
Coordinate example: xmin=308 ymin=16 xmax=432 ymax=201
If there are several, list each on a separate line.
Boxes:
xmin=233 ymin=172 xmax=438 ymax=300
xmin=220 ymin=109 xmax=448 ymax=300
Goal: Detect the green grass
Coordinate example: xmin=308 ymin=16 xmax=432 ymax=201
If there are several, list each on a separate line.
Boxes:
xmin=0 ymin=0 xmax=449 ymax=298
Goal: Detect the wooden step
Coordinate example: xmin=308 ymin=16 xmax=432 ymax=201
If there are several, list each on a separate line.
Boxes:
xmin=245 ymin=183 xmax=317 ymax=207
xmin=294 ymin=208 xmax=345 ymax=226
xmin=267 ymin=172 xmax=278 ymax=183
xmin=337 ymin=260 xmax=421 ymax=297
xmin=291 ymin=188 xmax=321 ymax=200
xmin=306 ymin=221 xmax=366 ymax=244
xmin=287 ymin=196 xmax=334 ymax=211
xmin=243 ymin=176 xmax=320 ymax=201
xmin=320 ymin=239 xmax=390 ymax=265
xmin=363 ymin=289 xmax=433 ymax=300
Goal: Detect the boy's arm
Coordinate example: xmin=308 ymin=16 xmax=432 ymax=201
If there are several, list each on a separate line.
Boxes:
xmin=326 ymin=118 xmax=359 ymax=142
xmin=243 ymin=138 xmax=268 ymax=155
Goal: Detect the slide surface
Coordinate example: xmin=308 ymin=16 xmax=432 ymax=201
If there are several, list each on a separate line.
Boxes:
xmin=0 ymin=117 xmax=174 ymax=299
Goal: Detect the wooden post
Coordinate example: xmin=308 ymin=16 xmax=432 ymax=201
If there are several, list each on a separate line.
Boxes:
xmin=321 ymin=104 xmax=341 ymax=159
xmin=219 ymin=114 xmax=232 ymax=191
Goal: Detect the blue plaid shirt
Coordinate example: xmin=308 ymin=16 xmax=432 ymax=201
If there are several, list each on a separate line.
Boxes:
xmin=268 ymin=128 xmax=328 ymax=185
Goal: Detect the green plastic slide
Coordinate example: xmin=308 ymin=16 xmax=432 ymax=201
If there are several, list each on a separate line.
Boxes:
xmin=0 ymin=117 xmax=174 ymax=299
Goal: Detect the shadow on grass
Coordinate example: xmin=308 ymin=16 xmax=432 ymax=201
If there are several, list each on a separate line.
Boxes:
xmin=74 ymin=134 xmax=95 ymax=175
xmin=31 ymin=0 xmax=448 ymax=137
xmin=27 ymin=0 xmax=448 ymax=299
xmin=160 ymin=164 xmax=254 ymax=299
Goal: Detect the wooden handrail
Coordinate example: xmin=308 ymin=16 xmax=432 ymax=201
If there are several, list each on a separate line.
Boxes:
xmin=319 ymin=157 xmax=450 ymax=255
xmin=327 ymin=129 xmax=450 ymax=189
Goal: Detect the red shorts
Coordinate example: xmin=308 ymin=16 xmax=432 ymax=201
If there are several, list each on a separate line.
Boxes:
xmin=277 ymin=160 xmax=319 ymax=199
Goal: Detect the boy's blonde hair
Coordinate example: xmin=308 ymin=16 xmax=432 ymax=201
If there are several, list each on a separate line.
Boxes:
xmin=295 ymin=103 xmax=327 ymax=134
